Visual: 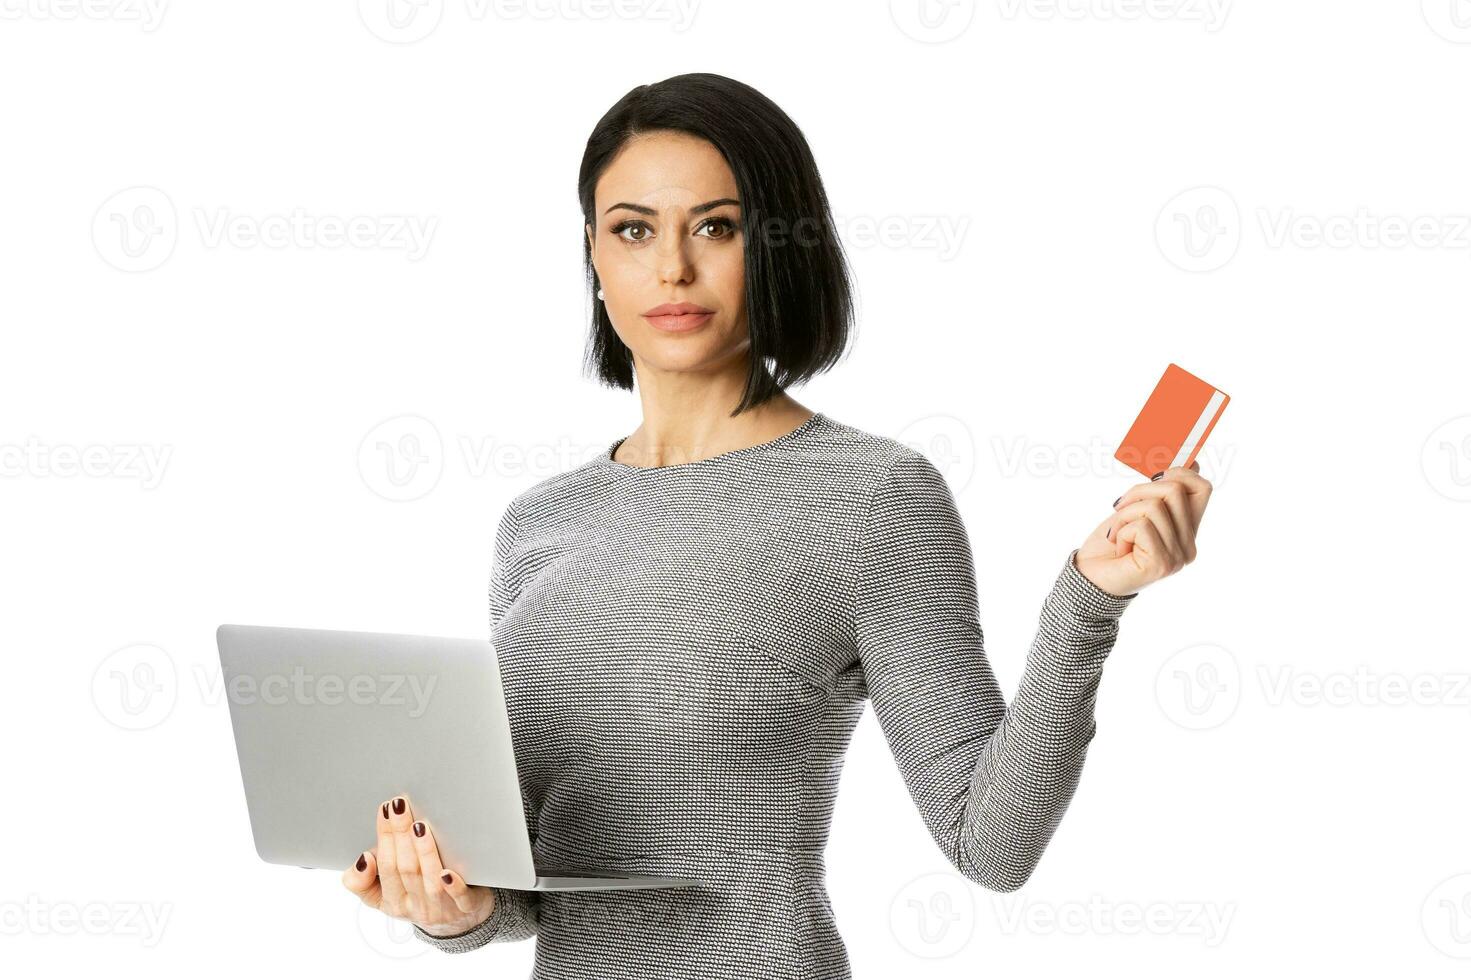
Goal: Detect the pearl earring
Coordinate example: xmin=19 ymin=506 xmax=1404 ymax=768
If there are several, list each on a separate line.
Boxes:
xmin=597 ymin=288 xmax=605 ymax=301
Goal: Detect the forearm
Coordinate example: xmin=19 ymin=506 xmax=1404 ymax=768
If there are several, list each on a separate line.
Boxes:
xmin=953 ymin=549 xmax=1133 ymax=891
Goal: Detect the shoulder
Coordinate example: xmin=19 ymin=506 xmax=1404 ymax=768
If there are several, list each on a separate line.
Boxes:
xmin=810 ymin=414 xmax=952 ymax=497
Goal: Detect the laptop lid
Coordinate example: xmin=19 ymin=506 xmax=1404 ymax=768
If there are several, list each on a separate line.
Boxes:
xmin=216 ymin=624 xmax=539 ymax=889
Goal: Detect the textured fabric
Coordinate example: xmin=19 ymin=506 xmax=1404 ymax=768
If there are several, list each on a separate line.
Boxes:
xmin=413 ymin=411 xmax=1135 ymax=975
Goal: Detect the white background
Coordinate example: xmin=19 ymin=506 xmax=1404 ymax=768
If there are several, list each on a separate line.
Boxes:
xmin=4 ymin=0 xmax=1470 ymax=976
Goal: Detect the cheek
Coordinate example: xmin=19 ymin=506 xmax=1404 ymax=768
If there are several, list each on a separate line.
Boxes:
xmin=712 ymin=247 xmax=746 ymax=310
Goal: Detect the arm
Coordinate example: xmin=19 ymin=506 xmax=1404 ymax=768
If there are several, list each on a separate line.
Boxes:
xmin=853 ymin=452 xmax=1136 ymax=893
xmin=414 ymin=497 xmax=543 ymax=952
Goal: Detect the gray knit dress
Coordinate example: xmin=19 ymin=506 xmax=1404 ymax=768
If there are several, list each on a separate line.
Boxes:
xmin=412 ymin=411 xmax=1134 ymax=978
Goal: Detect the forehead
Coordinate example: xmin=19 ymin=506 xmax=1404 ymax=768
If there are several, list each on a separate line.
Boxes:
xmin=595 ymin=130 xmax=739 ymax=210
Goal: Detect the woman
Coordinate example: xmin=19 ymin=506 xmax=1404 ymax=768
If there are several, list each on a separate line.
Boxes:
xmin=342 ymin=72 xmax=1211 ymax=978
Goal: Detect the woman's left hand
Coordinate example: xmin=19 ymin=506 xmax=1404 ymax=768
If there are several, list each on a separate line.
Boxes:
xmin=1073 ymin=460 xmax=1213 ymax=598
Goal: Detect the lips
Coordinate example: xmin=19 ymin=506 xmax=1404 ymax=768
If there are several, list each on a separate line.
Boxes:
xmin=642 ymin=302 xmax=715 ymax=334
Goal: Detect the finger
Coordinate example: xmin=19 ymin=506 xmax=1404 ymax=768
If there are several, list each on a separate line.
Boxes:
xmin=1117 ymin=513 xmax=1165 ymax=567
xmin=1110 ymin=498 xmax=1183 ymax=562
xmin=437 ymin=868 xmax=483 ymax=917
xmin=388 ymin=795 xmax=428 ymax=914
xmin=1117 ymin=478 xmax=1196 ymax=546
xmin=376 ymin=799 xmax=407 ymax=909
xmin=342 ymin=848 xmax=383 ymax=908
xmin=411 ymin=819 xmax=476 ymax=917
xmin=1115 ymin=471 xmax=1211 ymax=537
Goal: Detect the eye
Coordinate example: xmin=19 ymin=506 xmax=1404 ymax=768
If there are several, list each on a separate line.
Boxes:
xmin=610 ymin=219 xmax=653 ymax=244
xmin=696 ymin=216 xmax=738 ymax=240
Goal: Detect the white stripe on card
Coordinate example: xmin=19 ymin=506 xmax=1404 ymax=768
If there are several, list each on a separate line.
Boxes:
xmin=1170 ymin=390 xmax=1226 ymax=469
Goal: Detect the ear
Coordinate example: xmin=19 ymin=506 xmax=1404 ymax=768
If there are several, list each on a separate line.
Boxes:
xmin=585 ymin=222 xmax=595 ymax=257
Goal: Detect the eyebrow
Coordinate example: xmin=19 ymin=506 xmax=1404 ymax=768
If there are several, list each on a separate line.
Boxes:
xmin=603 ymin=197 xmax=741 ymax=217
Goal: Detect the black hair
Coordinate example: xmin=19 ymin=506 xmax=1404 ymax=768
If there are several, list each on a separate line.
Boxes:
xmin=577 ymin=72 xmax=854 ymax=416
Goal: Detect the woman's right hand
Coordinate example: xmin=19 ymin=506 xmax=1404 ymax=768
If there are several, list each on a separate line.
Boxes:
xmin=342 ymin=792 xmax=497 ymax=938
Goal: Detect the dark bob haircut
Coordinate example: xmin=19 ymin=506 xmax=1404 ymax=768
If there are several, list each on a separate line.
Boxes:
xmin=577 ymin=72 xmax=855 ymax=416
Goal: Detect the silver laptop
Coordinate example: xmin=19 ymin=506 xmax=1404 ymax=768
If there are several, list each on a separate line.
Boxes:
xmin=216 ymin=624 xmax=700 ymax=891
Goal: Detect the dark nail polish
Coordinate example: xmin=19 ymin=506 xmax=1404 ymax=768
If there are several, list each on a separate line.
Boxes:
xmin=382 ymin=803 xmax=389 ymax=820
xmin=1106 ymin=525 xmax=1112 ymax=540
xmin=1112 ymin=496 xmax=1121 ymax=508
xmin=1151 ymin=471 xmax=1164 ymax=481
xmin=413 ymin=821 xmax=425 ymax=837
xmin=441 ymin=871 xmax=453 ymax=884
xmin=356 ymin=853 xmax=367 ymax=872
xmin=393 ymin=798 xmax=405 ymax=815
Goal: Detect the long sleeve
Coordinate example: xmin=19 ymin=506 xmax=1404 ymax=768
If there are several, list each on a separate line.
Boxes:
xmin=853 ymin=451 xmax=1136 ymax=893
xmin=415 ymin=497 xmax=543 ymax=952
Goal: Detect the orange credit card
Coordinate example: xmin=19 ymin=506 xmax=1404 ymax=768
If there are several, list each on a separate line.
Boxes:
xmin=1115 ymin=363 xmax=1230 ymax=478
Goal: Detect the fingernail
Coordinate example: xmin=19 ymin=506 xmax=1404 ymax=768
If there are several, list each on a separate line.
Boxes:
xmin=1112 ymin=496 xmax=1121 ymax=508
xmin=356 ymin=853 xmax=367 ymax=872
xmin=1105 ymin=525 xmax=1112 ymax=540
xmin=441 ymin=871 xmax=453 ymax=884
xmin=393 ymin=798 xmax=405 ymax=815
xmin=1151 ymin=471 xmax=1164 ymax=481
xmin=413 ymin=821 xmax=425 ymax=838
xmin=382 ymin=803 xmax=389 ymax=820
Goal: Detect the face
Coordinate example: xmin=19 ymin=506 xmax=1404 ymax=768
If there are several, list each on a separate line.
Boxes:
xmin=585 ymin=130 xmax=748 ymax=376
